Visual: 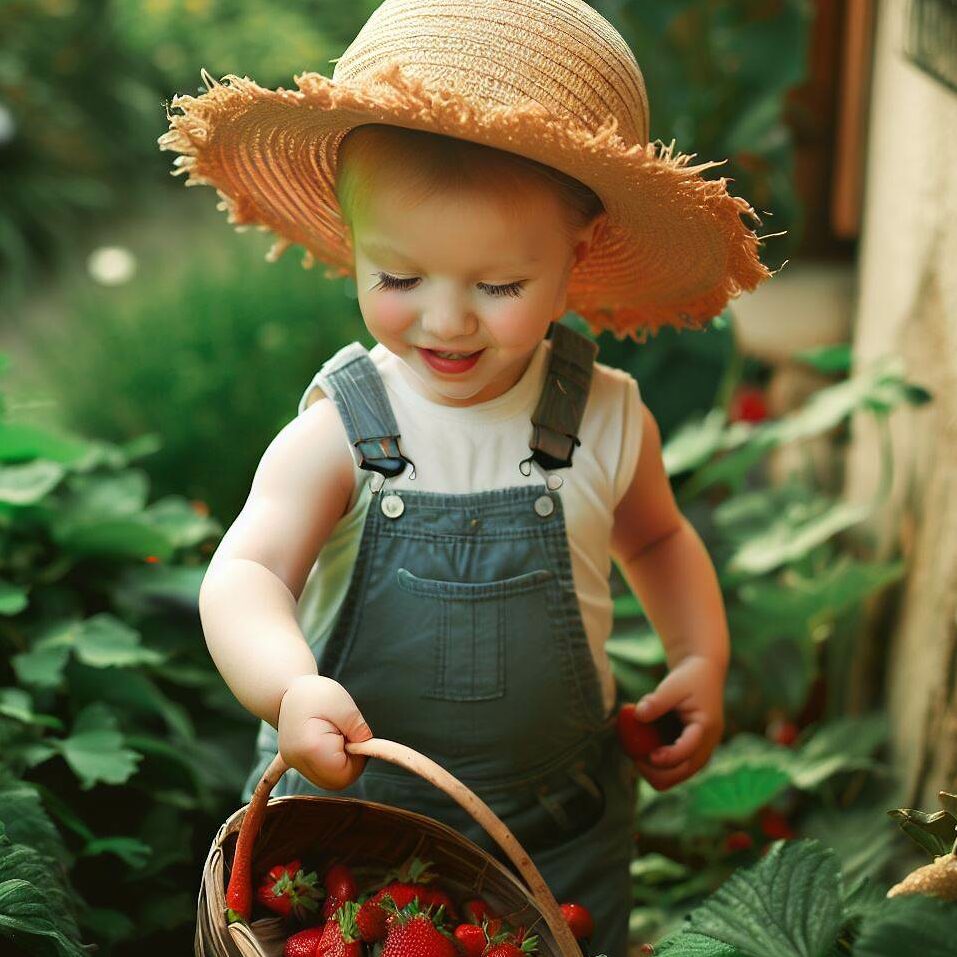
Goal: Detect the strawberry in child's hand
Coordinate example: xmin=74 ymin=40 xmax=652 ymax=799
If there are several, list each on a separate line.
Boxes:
xmin=316 ymin=901 xmax=363 ymax=957
xmin=616 ymin=704 xmax=683 ymax=760
xmin=559 ymin=902 xmax=594 ymax=940
xmin=381 ymin=899 xmax=457 ymax=956
xmin=283 ymin=925 xmax=326 ymax=957
xmin=255 ymin=859 xmax=324 ymax=921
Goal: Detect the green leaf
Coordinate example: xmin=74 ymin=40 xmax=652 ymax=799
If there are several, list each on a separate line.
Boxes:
xmin=794 ymin=344 xmax=852 ymax=375
xmin=50 ymin=703 xmax=142 ymax=790
xmin=790 ymin=714 xmax=888 ymax=790
xmin=0 ymin=460 xmax=65 ymax=504
xmin=613 ymin=591 xmax=645 ymax=617
xmin=0 ymin=579 xmax=28 ymax=616
xmin=74 ymin=613 xmax=165 ymax=668
xmin=111 ymin=563 xmax=205 ymax=617
xmin=11 ymin=630 xmax=72 ymax=689
xmin=688 ymin=765 xmax=792 ymax=821
xmin=0 ymin=422 xmax=92 ymax=465
xmin=654 ymin=932 xmax=747 ymax=956
xmin=0 ymin=776 xmax=72 ymax=867
xmin=688 ymin=840 xmax=843 ymax=957
xmin=727 ymin=500 xmax=871 ymax=575
xmin=51 ymin=516 xmax=175 ymax=561
xmin=61 ymin=469 xmax=149 ymax=518
xmin=663 ymin=408 xmax=728 ymax=475
xmin=630 ymin=853 xmax=692 ymax=884
xmin=81 ymin=836 xmax=152 ymax=869
xmin=886 ymin=807 xmax=957 ymax=858
xmin=142 ymin=496 xmax=221 ymax=548
xmin=0 ymin=823 xmax=87 ymax=957
xmin=0 ymin=688 xmax=63 ymax=730
xmin=852 ymin=894 xmax=957 ymax=957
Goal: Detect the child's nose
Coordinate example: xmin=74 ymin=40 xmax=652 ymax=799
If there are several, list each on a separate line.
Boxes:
xmin=420 ymin=298 xmax=479 ymax=341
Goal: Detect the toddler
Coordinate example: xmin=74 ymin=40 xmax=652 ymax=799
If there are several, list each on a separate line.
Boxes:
xmin=160 ymin=1 xmax=771 ymax=952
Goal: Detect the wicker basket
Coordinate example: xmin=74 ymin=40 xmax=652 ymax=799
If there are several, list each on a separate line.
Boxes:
xmin=196 ymin=737 xmax=584 ymax=956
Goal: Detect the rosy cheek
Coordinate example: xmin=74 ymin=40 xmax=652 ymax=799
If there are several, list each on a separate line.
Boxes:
xmin=485 ymin=301 xmax=540 ymax=348
xmin=365 ymin=295 xmax=412 ymax=335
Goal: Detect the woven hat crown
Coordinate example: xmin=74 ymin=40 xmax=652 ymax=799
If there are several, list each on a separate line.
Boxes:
xmin=332 ymin=0 xmax=650 ymax=145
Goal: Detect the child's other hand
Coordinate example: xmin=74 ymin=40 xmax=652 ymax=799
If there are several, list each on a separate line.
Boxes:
xmin=631 ymin=654 xmax=725 ymax=792
xmin=277 ymin=674 xmax=374 ymax=790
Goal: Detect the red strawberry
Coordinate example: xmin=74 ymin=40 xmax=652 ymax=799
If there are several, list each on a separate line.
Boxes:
xmin=758 ymin=807 xmax=796 ymax=840
xmin=462 ymin=897 xmax=493 ymax=924
xmin=325 ymin=863 xmax=358 ymax=901
xmin=255 ymin=859 xmax=324 ymax=922
xmin=283 ymin=926 xmax=326 ymax=957
xmin=317 ymin=901 xmax=362 ymax=957
xmin=730 ymin=385 xmax=768 ymax=423
xmin=417 ymin=885 xmax=458 ymax=922
xmin=485 ymin=941 xmax=538 ymax=957
xmin=617 ymin=703 xmax=661 ymax=758
xmin=559 ymin=902 xmax=594 ymax=940
xmin=356 ymin=897 xmax=389 ymax=943
xmin=381 ymin=900 xmax=457 ymax=956
xmin=453 ymin=922 xmax=487 ymax=956
xmin=723 ymin=830 xmax=754 ymax=854
xmin=373 ymin=882 xmax=421 ymax=912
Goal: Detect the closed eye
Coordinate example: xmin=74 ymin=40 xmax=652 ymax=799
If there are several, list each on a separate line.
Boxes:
xmin=371 ymin=272 xmax=525 ymax=298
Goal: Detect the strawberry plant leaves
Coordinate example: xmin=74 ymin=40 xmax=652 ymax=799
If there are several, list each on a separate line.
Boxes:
xmin=0 ymin=422 xmax=91 ymax=465
xmin=687 ymin=840 xmax=843 ymax=957
xmin=790 ymin=715 xmax=888 ymax=790
xmin=852 ymin=894 xmax=957 ymax=957
xmin=887 ymin=807 xmax=957 ymax=858
xmin=689 ymin=764 xmax=791 ymax=821
xmin=0 ymin=776 xmax=71 ymax=867
xmin=0 ymin=578 xmax=28 ymax=615
xmin=50 ymin=703 xmax=142 ymax=790
xmin=654 ymin=930 xmax=747 ymax=956
xmin=794 ymin=344 xmax=852 ymax=375
xmin=0 ymin=822 xmax=88 ymax=957
xmin=141 ymin=496 xmax=221 ymax=549
xmin=0 ymin=460 xmax=65 ymax=505
xmin=73 ymin=613 xmax=165 ymax=669
xmin=80 ymin=836 xmax=152 ymax=869
xmin=606 ymin=628 xmax=667 ymax=666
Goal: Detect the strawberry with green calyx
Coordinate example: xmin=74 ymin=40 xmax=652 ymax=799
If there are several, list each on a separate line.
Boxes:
xmin=283 ymin=925 xmax=326 ymax=957
xmin=255 ymin=859 xmax=325 ymax=922
xmin=317 ymin=901 xmax=363 ymax=957
xmin=381 ymin=898 xmax=457 ymax=956
xmin=484 ymin=936 xmax=540 ymax=957
xmin=356 ymin=895 xmax=389 ymax=943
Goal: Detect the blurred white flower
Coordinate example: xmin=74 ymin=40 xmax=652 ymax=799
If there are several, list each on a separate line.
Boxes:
xmin=87 ymin=246 xmax=137 ymax=286
xmin=0 ymin=103 xmax=16 ymax=146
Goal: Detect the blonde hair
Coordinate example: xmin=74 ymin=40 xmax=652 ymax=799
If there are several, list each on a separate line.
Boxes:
xmin=334 ymin=124 xmax=604 ymax=243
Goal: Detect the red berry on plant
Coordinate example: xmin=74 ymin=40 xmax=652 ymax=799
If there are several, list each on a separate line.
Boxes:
xmin=759 ymin=807 xmax=796 ymax=840
xmin=723 ymin=831 xmax=754 ymax=854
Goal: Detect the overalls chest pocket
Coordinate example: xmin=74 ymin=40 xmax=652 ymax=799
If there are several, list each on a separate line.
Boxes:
xmin=395 ymin=566 xmax=554 ymax=702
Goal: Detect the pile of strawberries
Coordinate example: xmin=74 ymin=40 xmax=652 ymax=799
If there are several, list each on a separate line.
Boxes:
xmin=251 ymin=855 xmax=595 ymax=956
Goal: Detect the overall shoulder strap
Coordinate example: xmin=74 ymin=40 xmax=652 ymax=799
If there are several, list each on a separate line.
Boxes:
xmin=313 ymin=343 xmax=413 ymax=478
xmin=526 ymin=321 xmax=599 ymax=471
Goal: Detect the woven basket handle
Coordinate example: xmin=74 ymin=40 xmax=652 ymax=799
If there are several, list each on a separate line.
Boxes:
xmin=226 ymin=740 xmax=583 ymax=955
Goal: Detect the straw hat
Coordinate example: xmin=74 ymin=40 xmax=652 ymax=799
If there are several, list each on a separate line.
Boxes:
xmin=158 ymin=0 xmax=774 ymax=341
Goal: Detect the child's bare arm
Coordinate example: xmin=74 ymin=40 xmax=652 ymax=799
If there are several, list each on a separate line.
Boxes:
xmin=198 ymin=394 xmax=356 ymax=730
xmin=611 ymin=403 xmax=728 ymax=790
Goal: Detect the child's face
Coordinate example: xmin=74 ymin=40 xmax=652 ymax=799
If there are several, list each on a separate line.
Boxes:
xmin=350 ymin=178 xmax=595 ymax=407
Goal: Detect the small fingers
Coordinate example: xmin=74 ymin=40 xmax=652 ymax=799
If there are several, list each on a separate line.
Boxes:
xmin=636 ymin=758 xmax=694 ymax=792
xmin=650 ymin=721 xmax=703 ymax=767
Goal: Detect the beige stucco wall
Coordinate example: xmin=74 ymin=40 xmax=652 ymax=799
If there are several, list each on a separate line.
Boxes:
xmin=844 ymin=0 xmax=957 ymax=806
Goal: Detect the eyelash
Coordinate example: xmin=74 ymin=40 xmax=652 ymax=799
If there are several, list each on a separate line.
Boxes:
xmin=372 ymin=272 xmax=526 ymax=299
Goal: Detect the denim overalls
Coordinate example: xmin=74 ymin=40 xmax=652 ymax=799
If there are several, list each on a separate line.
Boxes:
xmin=242 ymin=322 xmax=637 ymax=956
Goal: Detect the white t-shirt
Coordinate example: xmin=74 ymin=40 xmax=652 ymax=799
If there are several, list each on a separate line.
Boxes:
xmin=295 ymin=336 xmax=644 ymax=715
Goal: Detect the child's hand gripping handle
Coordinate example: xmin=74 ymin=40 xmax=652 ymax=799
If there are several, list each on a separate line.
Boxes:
xmin=224 ymin=740 xmax=584 ymax=956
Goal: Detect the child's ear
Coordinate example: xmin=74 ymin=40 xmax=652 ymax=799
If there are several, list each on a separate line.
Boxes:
xmin=572 ymin=211 xmax=608 ymax=269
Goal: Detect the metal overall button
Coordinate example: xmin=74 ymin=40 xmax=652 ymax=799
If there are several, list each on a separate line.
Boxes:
xmin=381 ymin=493 xmax=405 ymax=518
xmin=534 ymin=494 xmax=555 ymax=517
